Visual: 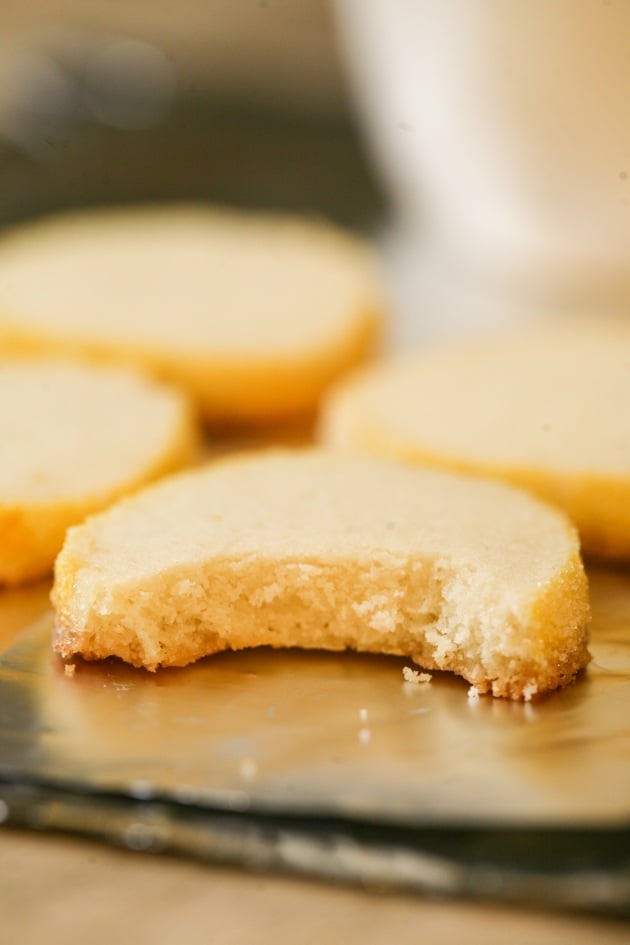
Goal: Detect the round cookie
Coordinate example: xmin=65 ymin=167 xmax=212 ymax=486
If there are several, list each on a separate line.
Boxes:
xmin=0 ymin=205 xmax=383 ymax=424
xmin=52 ymin=449 xmax=589 ymax=700
xmin=320 ymin=325 xmax=630 ymax=559
xmin=0 ymin=359 xmax=198 ymax=585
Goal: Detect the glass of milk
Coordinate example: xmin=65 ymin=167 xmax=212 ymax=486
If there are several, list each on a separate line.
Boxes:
xmin=335 ymin=0 xmax=630 ymax=336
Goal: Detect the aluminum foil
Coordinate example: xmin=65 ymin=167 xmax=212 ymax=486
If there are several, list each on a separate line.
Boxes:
xmin=0 ymin=567 xmax=628 ymax=913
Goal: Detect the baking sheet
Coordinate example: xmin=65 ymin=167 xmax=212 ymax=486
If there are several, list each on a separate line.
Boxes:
xmin=0 ymin=568 xmax=629 ymax=828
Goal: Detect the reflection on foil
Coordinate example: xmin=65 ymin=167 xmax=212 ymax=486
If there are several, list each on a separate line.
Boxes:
xmin=0 ymin=568 xmax=628 ymax=913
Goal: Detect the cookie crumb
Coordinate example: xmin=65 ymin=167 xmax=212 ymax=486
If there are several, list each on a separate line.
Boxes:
xmin=403 ymin=666 xmax=432 ymax=685
xmin=64 ymin=663 xmax=76 ymax=677
xmin=522 ymin=681 xmax=538 ymax=702
xmin=467 ymin=685 xmax=480 ymax=702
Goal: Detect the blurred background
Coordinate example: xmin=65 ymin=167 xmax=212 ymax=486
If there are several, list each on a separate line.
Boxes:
xmin=0 ymin=1 xmax=383 ymax=223
xmin=1 ymin=0 xmax=629 ymax=342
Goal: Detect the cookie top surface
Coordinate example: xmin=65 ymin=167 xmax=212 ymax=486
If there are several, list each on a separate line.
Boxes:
xmin=0 ymin=206 xmax=380 ymax=359
xmin=0 ymin=359 xmax=192 ymax=504
xmin=62 ymin=449 xmax=578 ymax=592
xmin=321 ymin=325 xmax=630 ymax=476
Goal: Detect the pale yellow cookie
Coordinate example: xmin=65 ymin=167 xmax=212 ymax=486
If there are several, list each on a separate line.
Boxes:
xmin=0 ymin=359 xmax=198 ymax=585
xmin=0 ymin=206 xmax=382 ymax=424
xmin=320 ymin=325 xmax=630 ymax=560
xmin=52 ymin=449 xmax=590 ymax=700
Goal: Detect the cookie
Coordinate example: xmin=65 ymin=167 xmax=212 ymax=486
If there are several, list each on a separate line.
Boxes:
xmin=0 ymin=205 xmax=382 ymax=424
xmin=0 ymin=359 xmax=197 ymax=585
xmin=52 ymin=449 xmax=589 ymax=699
xmin=320 ymin=325 xmax=630 ymax=559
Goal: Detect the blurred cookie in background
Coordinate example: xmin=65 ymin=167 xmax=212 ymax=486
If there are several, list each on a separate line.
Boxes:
xmin=0 ymin=205 xmax=384 ymax=425
xmin=0 ymin=358 xmax=198 ymax=585
xmin=321 ymin=323 xmax=630 ymax=559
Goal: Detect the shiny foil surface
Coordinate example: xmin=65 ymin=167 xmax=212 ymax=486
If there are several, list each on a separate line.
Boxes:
xmin=0 ymin=567 xmax=628 ymax=913
xmin=0 ymin=568 xmax=629 ymax=824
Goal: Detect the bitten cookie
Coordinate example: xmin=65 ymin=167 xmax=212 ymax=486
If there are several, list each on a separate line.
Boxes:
xmin=320 ymin=324 xmax=630 ymax=559
xmin=0 ymin=359 xmax=197 ymax=585
xmin=0 ymin=205 xmax=382 ymax=424
xmin=52 ymin=449 xmax=590 ymax=700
